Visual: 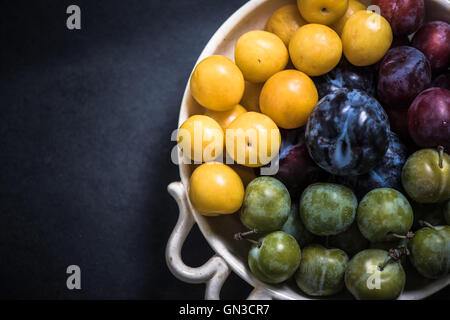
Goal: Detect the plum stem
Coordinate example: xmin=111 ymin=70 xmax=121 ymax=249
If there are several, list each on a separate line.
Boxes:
xmin=438 ymin=146 xmax=444 ymax=169
xmin=247 ymin=239 xmax=262 ymax=248
xmin=378 ymin=256 xmax=392 ymax=271
xmin=234 ymin=229 xmax=257 ymax=240
xmin=234 ymin=229 xmax=261 ymax=248
xmin=388 ymin=231 xmax=414 ymax=240
xmin=418 ymin=220 xmax=435 ymax=230
xmin=378 ymin=247 xmax=410 ymax=271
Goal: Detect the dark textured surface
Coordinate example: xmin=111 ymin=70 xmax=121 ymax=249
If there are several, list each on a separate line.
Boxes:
xmin=0 ymin=0 xmax=252 ymax=299
xmin=0 ymin=0 xmax=448 ymax=300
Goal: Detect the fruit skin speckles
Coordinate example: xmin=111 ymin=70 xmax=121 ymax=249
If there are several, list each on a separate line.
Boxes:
xmin=345 ymin=249 xmax=406 ymax=300
xmin=306 ymin=88 xmax=390 ymax=176
xmin=401 ymin=149 xmax=450 ymax=204
xmin=248 ymin=231 xmax=301 ymax=284
xmin=295 ymin=244 xmax=349 ymax=296
xmin=240 ymin=177 xmax=291 ymax=233
xmin=300 ymin=183 xmax=357 ymax=236
xmin=357 ymin=188 xmax=413 ymax=243
xmin=408 ymin=226 xmax=450 ymax=279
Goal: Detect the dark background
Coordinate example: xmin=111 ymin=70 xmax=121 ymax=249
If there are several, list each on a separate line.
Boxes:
xmin=0 ymin=0 xmax=447 ymax=299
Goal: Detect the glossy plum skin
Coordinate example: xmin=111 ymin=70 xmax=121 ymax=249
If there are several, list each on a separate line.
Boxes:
xmin=240 ymin=177 xmax=291 ymax=232
xmin=357 ymin=188 xmax=413 ymax=243
xmin=377 ymin=46 xmax=431 ymax=108
xmin=412 ymin=21 xmax=450 ymax=73
xmin=372 ymin=0 xmax=424 ymax=37
xmin=282 ymin=203 xmax=316 ymax=248
xmin=306 ymin=89 xmax=390 ymax=176
xmin=408 ymin=88 xmax=450 ymax=149
xmin=313 ymin=58 xmax=376 ymax=99
xmin=345 ymin=249 xmax=406 ymax=300
xmin=408 ymin=226 xmax=450 ymax=279
xmin=432 ymin=72 xmax=450 ymax=90
xmin=248 ymin=231 xmax=301 ymax=284
xmin=402 ymin=149 xmax=450 ymax=204
xmin=373 ymin=37 xmax=412 ymax=73
xmin=295 ymin=245 xmax=348 ymax=297
xmin=275 ymin=127 xmax=329 ymax=199
xmin=337 ymin=131 xmax=407 ymax=199
xmin=300 ymin=183 xmax=357 ymax=236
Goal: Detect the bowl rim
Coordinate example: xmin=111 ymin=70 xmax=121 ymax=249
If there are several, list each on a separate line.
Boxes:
xmin=175 ymin=0 xmax=450 ymax=299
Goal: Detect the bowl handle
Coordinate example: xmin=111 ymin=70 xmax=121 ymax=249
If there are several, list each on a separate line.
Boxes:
xmin=247 ymin=287 xmax=275 ymax=300
xmin=166 ymin=182 xmax=231 ymax=300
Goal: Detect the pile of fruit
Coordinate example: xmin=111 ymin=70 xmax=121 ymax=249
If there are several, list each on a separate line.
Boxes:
xmin=177 ymin=0 xmax=450 ymax=300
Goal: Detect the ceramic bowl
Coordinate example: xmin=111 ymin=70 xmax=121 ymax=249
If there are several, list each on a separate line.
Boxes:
xmin=167 ymin=0 xmax=450 ymax=300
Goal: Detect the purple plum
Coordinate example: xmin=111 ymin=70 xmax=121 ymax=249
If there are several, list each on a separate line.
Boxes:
xmin=372 ymin=0 xmax=425 ymax=36
xmin=378 ymin=46 xmax=431 ymax=108
xmin=412 ymin=21 xmax=450 ymax=73
xmin=408 ymin=87 xmax=450 ymax=149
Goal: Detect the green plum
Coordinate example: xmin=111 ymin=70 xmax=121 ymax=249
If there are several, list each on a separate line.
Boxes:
xmin=248 ymin=231 xmax=301 ymax=284
xmin=345 ymin=249 xmax=406 ymax=300
xmin=282 ymin=203 xmax=316 ymax=248
xmin=357 ymin=188 xmax=413 ymax=243
xmin=240 ymin=177 xmax=291 ymax=232
xmin=295 ymin=244 xmax=348 ymax=296
xmin=402 ymin=149 xmax=450 ymax=204
xmin=444 ymin=200 xmax=450 ymax=225
xmin=408 ymin=225 xmax=450 ymax=279
xmin=300 ymin=183 xmax=357 ymax=236
xmin=329 ymin=223 xmax=369 ymax=257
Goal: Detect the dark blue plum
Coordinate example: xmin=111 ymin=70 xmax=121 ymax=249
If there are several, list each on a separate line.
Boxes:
xmin=336 ymin=131 xmax=407 ymax=199
xmin=306 ymin=89 xmax=390 ymax=176
xmin=313 ymin=59 xmax=376 ymax=99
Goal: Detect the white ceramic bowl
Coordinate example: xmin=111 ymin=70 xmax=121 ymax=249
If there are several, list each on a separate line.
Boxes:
xmin=167 ymin=0 xmax=450 ymax=300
